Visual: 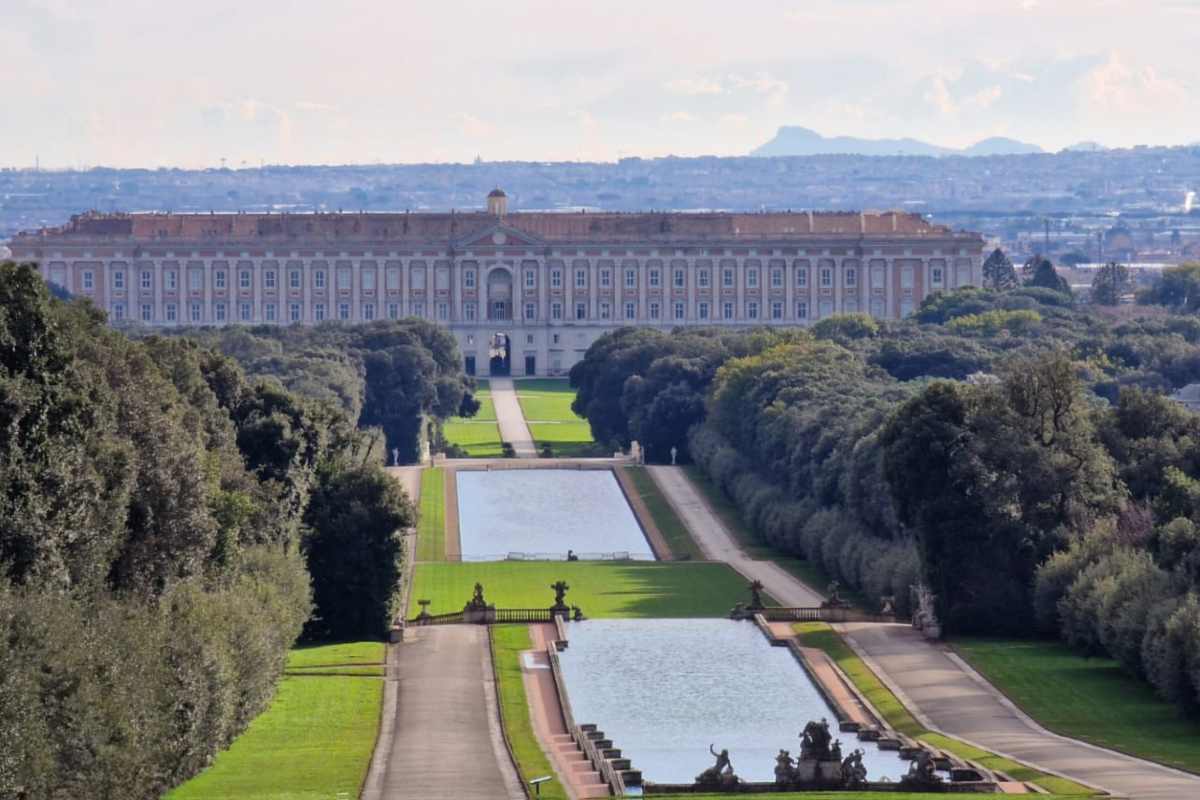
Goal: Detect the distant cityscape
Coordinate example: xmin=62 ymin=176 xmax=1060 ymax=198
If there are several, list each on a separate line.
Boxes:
xmin=4 ymin=143 xmax=1200 ymax=268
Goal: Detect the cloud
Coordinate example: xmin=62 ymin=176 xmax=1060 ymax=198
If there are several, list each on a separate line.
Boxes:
xmin=662 ymin=111 xmax=696 ymax=123
xmin=295 ymin=101 xmax=336 ymax=112
xmin=1080 ymin=52 xmax=1189 ymax=115
xmin=455 ymin=112 xmax=495 ymax=139
xmin=728 ymin=72 xmax=788 ymax=96
xmin=664 ymin=78 xmax=724 ymax=95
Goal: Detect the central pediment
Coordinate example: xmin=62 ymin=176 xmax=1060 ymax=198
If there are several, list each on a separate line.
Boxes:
xmin=456 ymin=223 xmax=543 ymax=249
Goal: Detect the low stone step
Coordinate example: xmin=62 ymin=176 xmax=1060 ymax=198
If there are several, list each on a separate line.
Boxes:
xmin=578 ymin=784 xmax=610 ymax=799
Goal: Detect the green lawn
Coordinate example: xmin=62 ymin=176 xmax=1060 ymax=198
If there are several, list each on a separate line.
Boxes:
xmin=516 ymin=379 xmax=603 ymax=457
xmin=622 ymin=466 xmax=705 ymax=560
xmin=793 ymin=624 xmax=1095 ymax=796
xmin=444 ymin=379 xmax=503 ymax=456
xmin=491 ymin=625 xmax=569 ymax=800
xmin=409 ymin=561 xmax=762 ymax=619
xmin=167 ymin=642 xmax=385 ymax=800
xmin=652 ymin=794 xmax=1079 ymax=800
xmin=416 ymin=468 xmax=445 ymax=561
xmin=955 ymin=638 xmax=1200 ymax=775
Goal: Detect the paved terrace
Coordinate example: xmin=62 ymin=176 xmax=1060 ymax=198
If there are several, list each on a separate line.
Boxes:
xmin=647 ymin=465 xmax=1200 ymax=800
xmin=490 ymin=377 xmax=538 ymax=458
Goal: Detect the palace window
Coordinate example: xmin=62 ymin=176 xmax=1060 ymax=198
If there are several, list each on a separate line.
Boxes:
xmin=846 ymin=268 xmax=857 ymax=288
xmin=723 ymin=268 xmax=734 ymax=288
xmin=437 ymin=302 xmax=448 ymax=320
xmin=551 ymin=302 xmax=562 ymax=320
xmin=388 ymin=303 xmax=400 ymax=320
xmin=820 ymin=268 xmax=833 ymax=287
xmin=600 ymin=270 xmax=611 ymax=288
xmin=624 ymin=302 xmax=636 ymax=320
xmin=575 ymin=302 xmax=586 ymax=320
xmin=525 ymin=303 xmax=536 ymax=320
xmin=797 ymin=301 xmax=808 ymax=319
xmin=673 ymin=269 xmax=685 ymax=288
xmin=141 ymin=304 xmax=153 ymax=322
xmin=649 ymin=269 xmax=661 ymax=288
xmin=575 ymin=270 xmax=587 ymax=288
xmin=363 ymin=303 xmax=376 ymax=321
xmin=747 ymin=269 xmax=758 ymax=288
xmin=215 ymin=302 xmax=226 ymax=322
xmin=464 ymin=270 xmax=476 ymax=289
xmin=314 ymin=303 xmax=326 ymax=321
xmin=165 ymin=270 xmax=178 ymax=291
xmin=239 ymin=302 xmax=252 ymax=321
xmin=932 ymin=267 xmax=944 ymax=287
xmin=699 ymin=302 xmax=710 ymax=320
xmin=290 ymin=303 xmax=302 ymax=323
xmin=362 ymin=271 xmax=375 ymax=291
xmin=551 ymin=270 xmax=562 ymax=288
xmin=526 ymin=270 xmax=536 ymax=288
xmin=239 ymin=270 xmax=251 ymax=290
xmin=901 ymin=266 xmax=914 ymax=289
xmin=599 ymin=302 xmax=611 ymax=320
xmin=140 ymin=271 xmax=152 ymax=290
xmin=338 ymin=303 xmax=351 ymax=321
xmin=411 ymin=301 xmax=424 ymax=317
xmin=264 ymin=303 xmax=276 ymax=322
xmin=314 ymin=270 xmax=326 ymax=289
xmin=772 ymin=301 xmax=783 ymax=320
xmin=674 ymin=301 xmax=685 ymax=320
xmin=649 ymin=302 xmax=660 ymax=320
xmin=289 ymin=270 xmax=301 ymax=290
xmin=83 ymin=270 xmax=94 ymax=291
xmin=190 ymin=302 xmax=202 ymax=323
xmin=625 ymin=269 xmax=636 ymax=288
xmin=698 ymin=270 xmax=710 ymax=288
xmin=387 ymin=270 xmax=400 ymax=291
xmin=771 ymin=269 xmax=783 ymax=288
xmin=112 ymin=270 xmax=126 ymax=290
xmin=722 ymin=302 xmax=734 ymax=320
xmin=112 ymin=303 xmax=125 ymax=321
xmin=337 ymin=270 xmax=351 ymax=290
xmin=189 ymin=271 xmax=203 ymax=291
xmin=264 ymin=271 xmax=276 ymax=290
xmin=465 ymin=302 xmax=477 ymax=321
xmin=747 ymin=301 xmax=759 ymax=319
xmin=215 ymin=270 xmax=226 ymax=289
xmin=166 ymin=303 xmax=178 ymax=322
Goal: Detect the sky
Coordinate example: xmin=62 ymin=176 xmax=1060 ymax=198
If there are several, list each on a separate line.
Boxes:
xmin=3 ymin=0 xmax=1199 ymax=168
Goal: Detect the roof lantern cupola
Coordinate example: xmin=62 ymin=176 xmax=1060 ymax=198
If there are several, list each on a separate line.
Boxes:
xmin=487 ymin=187 xmax=508 ymax=217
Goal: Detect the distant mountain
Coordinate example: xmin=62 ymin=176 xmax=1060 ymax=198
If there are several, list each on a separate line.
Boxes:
xmin=1064 ymin=141 xmax=1107 ymax=152
xmin=751 ymin=126 xmax=1043 ymax=158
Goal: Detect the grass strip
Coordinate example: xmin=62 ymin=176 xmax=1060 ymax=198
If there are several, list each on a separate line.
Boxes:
xmin=167 ymin=642 xmax=385 ymax=800
xmin=652 ymin=794 xmax=1080 ymax=800
xmin=955 ymin=638 xmax=1200 ymax=775
xmin=491 ymin=625 xmax=569 ymax=800
xmin=792 ymin=623 xmax=1095 ymax=796
xmin=410 ymin=561 xmax=760 ymax=619
xmin=416 ymin=468 xmax=445 ymax=561
xmin=623 ymin=466 xmax=705 ymax=560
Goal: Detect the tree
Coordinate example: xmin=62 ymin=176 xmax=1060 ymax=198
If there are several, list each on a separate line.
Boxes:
xmin=303 ymin=464 xmax=414 ymax=639
xmin=1024 ymin=256 xmax=1072 ymax=295
xmin=982 ymin=248 xmax=1019 ymax=290
xmin=1139 ymin=262 xmax=1200 ymax=312
xmin=1092 ymin=262 xmax=1131 ymax=306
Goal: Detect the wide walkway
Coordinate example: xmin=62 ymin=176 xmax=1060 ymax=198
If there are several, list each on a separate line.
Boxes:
xmin=647 ymin=465 xmax=1200 ymax=800
xmin=490 ymin=377 xmax=538 ymax=458
xmin=363 ymin=625 xmax=524 ymax=800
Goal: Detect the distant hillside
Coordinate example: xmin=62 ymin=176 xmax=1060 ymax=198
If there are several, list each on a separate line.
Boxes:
xmin=752 ymin=126 xmax=1043 ymax=157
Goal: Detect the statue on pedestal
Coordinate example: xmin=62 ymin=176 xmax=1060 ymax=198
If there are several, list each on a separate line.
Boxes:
xmin=747 ymin=579 xmax=766 ymax=611
xmin=841 ymin=749 xmax=868 ymax=788
xmin=774 ymin=750 xmax=796 ymax=785
xmin=550 ymin=579 xmax=570 ymax=610
xmin=900 ymin=749 xmax=942 ymax=789
xmin=467 ymin=582 xmax=487 ymax=610
xmin=694 ymin=745 xmax=738 ymax=789
xmin=800 ymin=718 xmax=833 ymax=761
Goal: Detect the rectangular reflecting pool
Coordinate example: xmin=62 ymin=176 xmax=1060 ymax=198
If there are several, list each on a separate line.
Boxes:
xmin=456 ymin=469 xmax=655 ymax=560
xmin=556 ymin=619 xmax=909 ymax=785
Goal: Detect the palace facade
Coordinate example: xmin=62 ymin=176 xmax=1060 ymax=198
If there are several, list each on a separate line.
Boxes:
xmin=10 ymin=190 xmax=985 ymax=376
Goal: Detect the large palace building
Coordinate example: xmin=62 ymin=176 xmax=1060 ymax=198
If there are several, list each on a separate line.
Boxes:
xmin=10 ymin=190 xmax=984 ymax=376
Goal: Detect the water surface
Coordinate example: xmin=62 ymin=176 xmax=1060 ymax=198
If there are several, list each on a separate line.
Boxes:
xmin=557 ymin=619 xmax=909 ymax=784
xmin=456 ymin=469 xmax=654 ymax=560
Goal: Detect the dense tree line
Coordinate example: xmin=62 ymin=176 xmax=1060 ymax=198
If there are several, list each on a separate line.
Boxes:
xmin=152 ymin=319 xmax=478 ymax=464
xmin=571 ymin=279 xmax=1200 ymax=714
xmin=0 ymin=263 xmax=420 ymax=797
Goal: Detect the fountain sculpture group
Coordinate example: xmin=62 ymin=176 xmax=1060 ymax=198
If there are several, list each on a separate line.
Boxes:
xmin=694 ymin=718 xmax=946 ymax=792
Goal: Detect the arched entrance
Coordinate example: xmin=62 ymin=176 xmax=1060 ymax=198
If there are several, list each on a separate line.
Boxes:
xmin=487 ymin=267 xmax=513 ymax=322
xmin=489 ymin=332 xmax=511 ymax=376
